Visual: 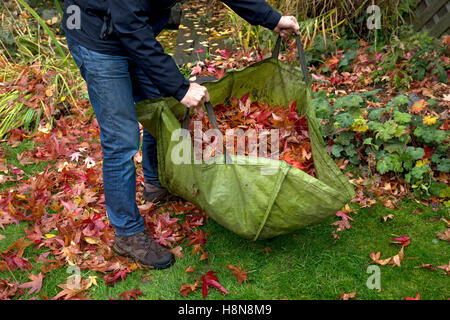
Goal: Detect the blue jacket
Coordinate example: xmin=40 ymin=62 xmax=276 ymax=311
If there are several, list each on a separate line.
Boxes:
xmin=62 ymin=1 xmax=281 ymax=101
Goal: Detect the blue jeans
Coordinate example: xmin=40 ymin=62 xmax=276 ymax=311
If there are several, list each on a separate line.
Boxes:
xmin=67 ymin=36 xmax=163 ymax=236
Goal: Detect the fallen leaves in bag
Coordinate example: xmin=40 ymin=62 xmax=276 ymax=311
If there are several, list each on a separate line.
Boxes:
xmin=189 ymin=94 xmax=316 ymax=177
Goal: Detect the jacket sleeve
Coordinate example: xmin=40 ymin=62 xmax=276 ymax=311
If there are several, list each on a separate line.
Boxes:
xmin=108 ymin=0 xmax=190 ymax=101
xmin=221 ymin=0 xmax=281 ymax=30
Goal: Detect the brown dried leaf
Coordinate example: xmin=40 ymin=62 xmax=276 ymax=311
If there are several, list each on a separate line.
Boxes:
xmin=180 ymin=281 xmax=200 ymax=297
xmin=227 ymin=264 xmax=248 ymax=284
xmin=338 ymin=292 xmax=356 ymax=300
xmin=436 ymin=229 xmax=450 ymax=242
xmin=370 ymin=247 xmax=404 ymax=268
xmin=381 ymin=214 xmax=394 ymax=222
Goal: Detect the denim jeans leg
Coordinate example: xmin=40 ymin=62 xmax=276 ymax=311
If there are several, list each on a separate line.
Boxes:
xmin=66 ymin=36 xmax=145 ymax=237
xmin=141 ymin=129 xmax=161 ymax=187
xmin=129 ymin=61 xmax=163 ymax=187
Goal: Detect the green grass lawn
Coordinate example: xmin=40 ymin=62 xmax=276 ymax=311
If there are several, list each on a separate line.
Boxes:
xmin=1 ymin=196 xmax=448 ymax=299
xmin=1 ymin=141 xmax=449 ymax=300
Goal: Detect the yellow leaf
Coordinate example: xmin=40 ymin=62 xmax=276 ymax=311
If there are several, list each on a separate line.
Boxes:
xmin=86 ymin=276 xmax=98 ymax=289
xmin=415 ymin=158 xmax=430 ymax=167
xmin=84 ymin=236 xmax=101 ymax=245
xmin=38 ymin=122 xmax=52 ymax=134
xmin=423 ymin=116 xmax=437 ymax=126
xmin=45 ymin=233 xmax=56 ymax=239
xmin=353 ymin=124 xmax=369 ymax=132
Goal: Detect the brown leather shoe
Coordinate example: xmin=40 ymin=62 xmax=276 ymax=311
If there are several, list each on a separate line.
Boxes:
xmin=142 ymin=183 xmax=170 ymax=203
xmin=112 ymin=231 xmax=175 ymax=269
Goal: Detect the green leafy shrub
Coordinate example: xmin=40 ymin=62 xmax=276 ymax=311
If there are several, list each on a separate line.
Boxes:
xmin=372 ymin=28 xmax=449 ymax=89
xmin=313 ymin=91 xmax=449 ymax=198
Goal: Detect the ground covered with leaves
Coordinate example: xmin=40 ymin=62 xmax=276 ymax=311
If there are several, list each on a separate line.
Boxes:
xmin=0 ymin=1 xmax=449 ymax=300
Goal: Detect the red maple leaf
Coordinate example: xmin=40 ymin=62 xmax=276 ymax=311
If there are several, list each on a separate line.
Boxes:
xmin=18 ymin=272 xmax=44 ymax=296
xmin=216 ymin=68 xmax=225 ymax=79
xmin=390 ymin=235 xmax=411 ymax=247
xmin=332 ymin=211 xmax=354 ymax=230
xmin=186 ymin=230 xmax=211 ymax=247
xmin=103 ymin=269 xmax=131 ymax=286
xmin=118 ymin=288 xmax=144 ymax=300
xmin=201 ymin=271 xmax=228 ymax=299
xmin=1 ymin=253 xmax=33 ymax=271
xmin=404 ymin=292 xmax=420 ymax=300
xmin=219 ymin=49 xmax=231 ymax=59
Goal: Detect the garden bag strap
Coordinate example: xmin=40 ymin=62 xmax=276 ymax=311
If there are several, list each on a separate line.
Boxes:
xmin=135 ymin=35 xmax=355 ymax=240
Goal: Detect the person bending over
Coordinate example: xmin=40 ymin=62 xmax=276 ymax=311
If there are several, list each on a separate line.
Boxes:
xmin=63 ymin=0 xmax=300 ymax=269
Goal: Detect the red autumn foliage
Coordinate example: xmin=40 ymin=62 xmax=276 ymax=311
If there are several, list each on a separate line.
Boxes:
xmin=188 ymin=94 xmax=315 ymax=177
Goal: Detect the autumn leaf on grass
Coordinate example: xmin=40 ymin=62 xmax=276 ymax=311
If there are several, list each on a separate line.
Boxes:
xmin=1 ymin=253 xmax=32 ymax=271
xmin=18 ymin=272 xmax=44 ymax=296
xmin=436 ymin=229 xmax=450 ymax=242
xmin=201 ymin=271 xmax=228 ymax=299
xmin=380 ymin=214 xmax=394 ymax=222
xmin=331 ymin=210 xmax=354 ymax=240
xmin=370 ymin=247 xmax=404 ymax=268
xmin=437 ymin=261 xmax=450 ymax=275
xmin=415 ymin=263 xmax=437 ymax=271
xmin=170 ymin=246 xmax=184 ymax=259
xmin=404 ymin=292 xmax=420 ymax=300
xmin=390 ymin=235 xmax=411 ymax=247
xmin=199 ymin=251 xmax=209 ymax=262
xmin=227 ymin=264 xmax=248 ymax=284
xmin=52 ymin=283 xmax=89 ymax=300
xmin=338 ymin=292 xmax=356 ymax=300
xmin=103 ymin=269 xmax=131 ymax=286
xmin=332 ymin=211 xmax=354 ymax=231
xmin=118 ymin=289 xmax=144 ymax=300
xmin=180 ymin=281 xmax=200 ymax=297
xmin=185 ymin=266 xmax=195 ymax=273
xmin=4 ymin=237 xmax=33 ymax=258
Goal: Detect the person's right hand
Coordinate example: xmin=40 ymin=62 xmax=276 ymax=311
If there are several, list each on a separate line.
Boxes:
xmin=180 ymin=83 xmax=210 ymax=109
xmin=274 ymin=16 xmax=300 ymax=39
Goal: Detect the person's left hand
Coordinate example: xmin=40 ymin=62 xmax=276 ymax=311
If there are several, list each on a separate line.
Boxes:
xmin=274 ymin=16 xmax=300 ymax=38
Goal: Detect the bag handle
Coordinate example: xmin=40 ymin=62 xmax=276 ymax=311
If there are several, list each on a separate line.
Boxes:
xmin=181 ymin=101 xmax=232 ymax=164
xmin=271 ymin=34 xmax=309 ymax=87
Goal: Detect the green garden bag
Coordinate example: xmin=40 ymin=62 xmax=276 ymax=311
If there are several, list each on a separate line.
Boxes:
xmin=135 ymin=36 xmax=355 ymax=240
